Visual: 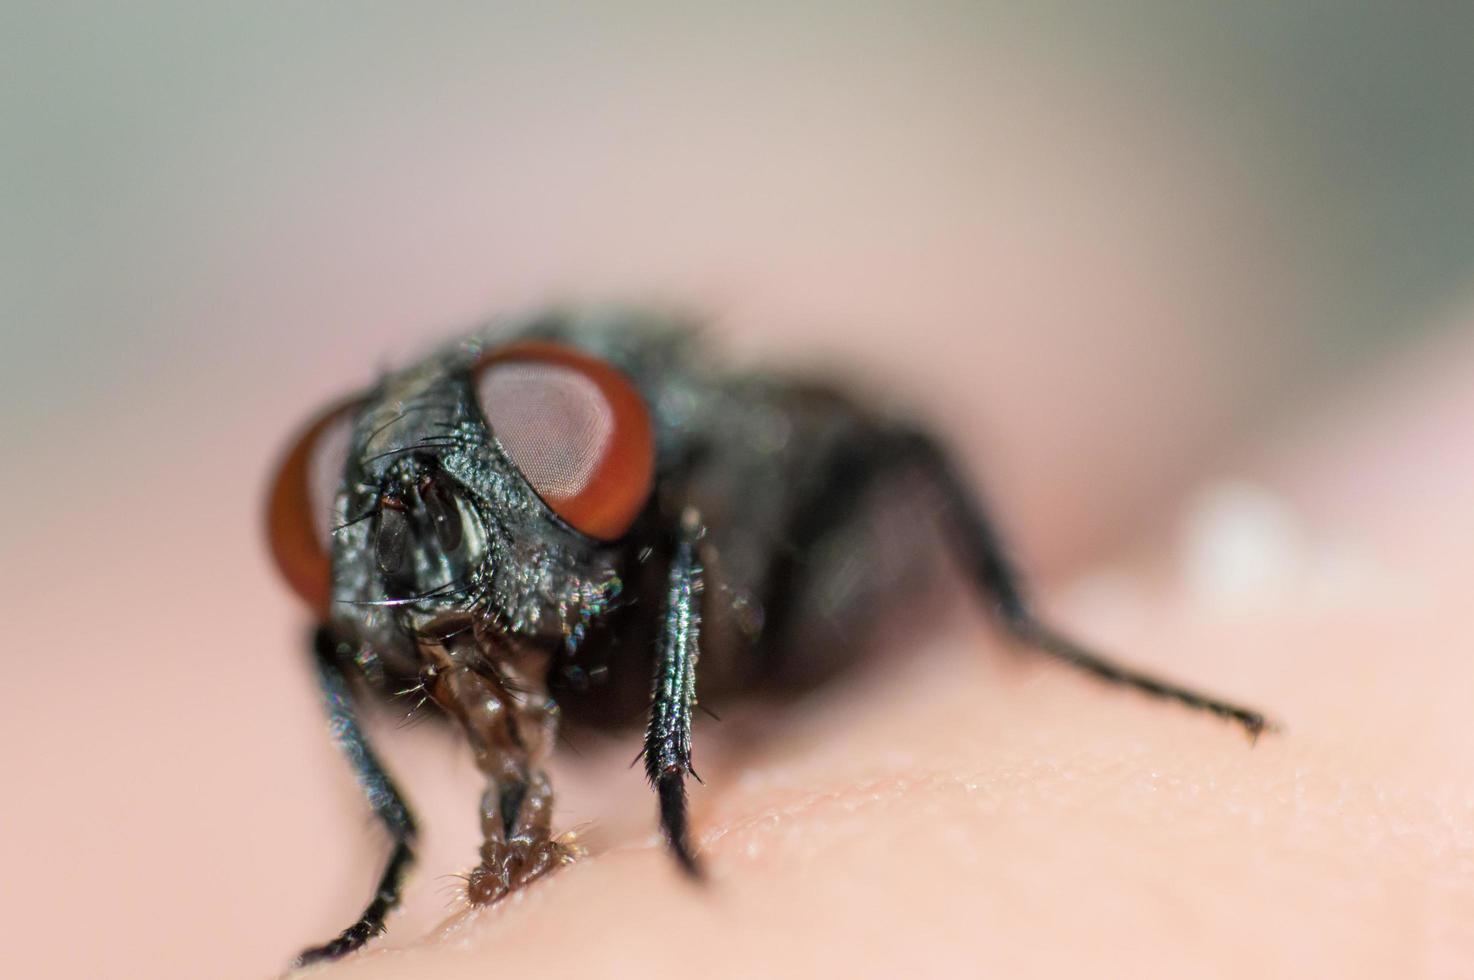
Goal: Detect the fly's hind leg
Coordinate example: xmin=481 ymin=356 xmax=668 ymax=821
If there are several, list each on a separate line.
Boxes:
xmin=894 ymin=429 xmax=1274 ymax=740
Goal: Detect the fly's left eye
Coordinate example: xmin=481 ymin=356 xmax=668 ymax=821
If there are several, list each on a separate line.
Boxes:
xmin=474 ymin=342 xmax=654 ymax=540
xmin=265 ymin=398 xmax=358 ymax=616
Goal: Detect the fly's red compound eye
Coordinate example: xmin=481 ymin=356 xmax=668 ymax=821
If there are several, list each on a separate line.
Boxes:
xmin=266 ymin=399 xmax=358 ymax=616
xmin=474 ymin=341 xmax=654 ymax=540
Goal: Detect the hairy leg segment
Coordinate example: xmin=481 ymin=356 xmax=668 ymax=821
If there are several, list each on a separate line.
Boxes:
xmin=902 ymin=430 xmax=1273 ymax=740
xmin=297 ymin=628 xmax=419 ymax=967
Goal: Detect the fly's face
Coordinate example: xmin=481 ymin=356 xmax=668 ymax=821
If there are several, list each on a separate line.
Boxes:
xmin=267 ymin=339 xmax=657 ymax=672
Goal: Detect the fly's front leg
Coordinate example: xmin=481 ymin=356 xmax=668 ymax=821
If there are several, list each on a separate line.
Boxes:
xmin=421 ymin=633 xmax=573 ymax=904
xmin=898 ymin=429 xmax=1275 ymax=740
xmin=297 ymin=627 xmax=418 ymax=967
xmin=644 ymin=505 xmax=705 ymax=874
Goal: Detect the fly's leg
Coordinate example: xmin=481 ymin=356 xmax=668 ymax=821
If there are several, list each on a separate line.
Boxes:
xmin=898 ymin=430 xmax=1274 ymax=740
xmin=421 ymin=633 xmax=573 ymax=904
xmin=296 ymin=627 xmax=418 ymax=967
xmin=643 ymin=505 xmax=705 ymax=874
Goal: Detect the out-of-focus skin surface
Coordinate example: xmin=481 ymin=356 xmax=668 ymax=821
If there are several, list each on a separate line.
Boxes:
xmin=4 ymin=6 xmax=1474 ymax=979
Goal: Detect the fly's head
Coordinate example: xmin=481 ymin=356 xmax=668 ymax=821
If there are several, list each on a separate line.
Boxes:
xmin=267 ymin=338 xmax=656 ymax=675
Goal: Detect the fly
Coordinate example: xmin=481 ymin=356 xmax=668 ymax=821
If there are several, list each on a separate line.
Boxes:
xmin=264 ymin=309 xmax=1273 ymax=966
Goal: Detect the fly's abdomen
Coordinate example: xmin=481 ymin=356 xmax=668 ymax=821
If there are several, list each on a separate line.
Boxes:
xmin=680 ymin=381 xmax=946 ymax=696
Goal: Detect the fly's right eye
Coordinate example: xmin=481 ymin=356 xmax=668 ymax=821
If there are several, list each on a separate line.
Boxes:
xmin=265 ymin=399 xmax=359 ymax=617
xmin=473 ymin=341 xmax=655 ymax=540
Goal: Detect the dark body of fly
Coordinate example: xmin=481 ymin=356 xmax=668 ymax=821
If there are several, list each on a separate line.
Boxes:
xmin=266 ymin=310 xmax=1271 ymax=966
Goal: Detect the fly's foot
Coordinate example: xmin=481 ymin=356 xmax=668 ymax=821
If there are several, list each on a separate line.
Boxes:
xmin=467 ymin=836 xmax=577 ymax=904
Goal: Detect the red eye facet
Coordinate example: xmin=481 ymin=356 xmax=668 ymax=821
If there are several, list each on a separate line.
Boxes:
xmin=475 ymin=342 xmax=654 ymax=540
xmin=266 ymin=399 xmax=358 ymax=616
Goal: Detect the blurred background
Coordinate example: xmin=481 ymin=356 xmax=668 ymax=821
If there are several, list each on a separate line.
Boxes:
xmin=2 ymin=3 xmax=1472 ymax=977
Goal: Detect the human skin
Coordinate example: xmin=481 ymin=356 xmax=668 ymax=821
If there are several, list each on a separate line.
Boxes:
xmin=281 ymin=325 xmax=1474 ymax=980
xmin=3 ymin=318 xmax=1470 ymax=980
